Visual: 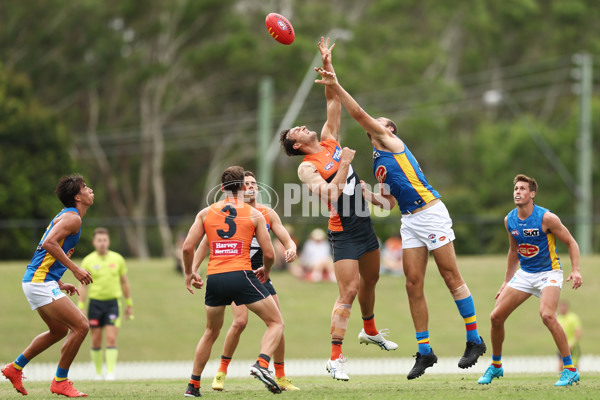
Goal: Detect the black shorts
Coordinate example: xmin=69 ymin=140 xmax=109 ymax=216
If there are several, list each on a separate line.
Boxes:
xmin=88 ymin=299 xmax=119 ymax=328
xmin=328 ymin=219 xmax=380 ymax=262
xmin=251 ymin=263 xmax=277 ymax=296
xmin=205 ymin=270 xmax=271 ymax=307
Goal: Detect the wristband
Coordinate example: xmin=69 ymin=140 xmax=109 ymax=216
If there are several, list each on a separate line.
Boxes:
xmin=77 ymin=301 xmax=85 ymax=310
xmin=125 ymin=298 xmax=133 ymax=306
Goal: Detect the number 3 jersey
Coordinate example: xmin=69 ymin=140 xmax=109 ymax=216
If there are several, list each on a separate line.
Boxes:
xmin=302 ymin=139 xmax=370 ymax=232
xmin=204 ymin=199 xmax=255 ymax=275
xmin=506 ymin=204 xmax=562 ymax=273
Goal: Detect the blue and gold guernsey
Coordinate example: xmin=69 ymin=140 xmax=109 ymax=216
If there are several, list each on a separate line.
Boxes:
xmin=372 ymin=144 xmax=440 ymax=214
xmin=506 ymin=204 xmax=561 ymax=273
xmin=23 ymin=207 xmax=81 ymax=283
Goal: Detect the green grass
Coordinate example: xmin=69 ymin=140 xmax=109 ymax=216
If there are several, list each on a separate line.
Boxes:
xmin=1 ymin=255 xmax=599 ymax=363
xmin=3 ymin=374 xmax=600 ymax=399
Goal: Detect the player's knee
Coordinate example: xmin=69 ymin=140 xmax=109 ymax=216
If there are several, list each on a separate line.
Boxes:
xmin=405 ymin=277 xmax=424 ymax=294
xmin=490 ymin=310 xmax=505 ymax=326
xmin=540 ymin=310 xmax=556 ymax=326
xmin=231 ymin=318 xmax=248 ymax=333
xmin=340 ymin=287 xmax=358 ymax=303
xmin=50 ymin=325 xmax=69 ymax=340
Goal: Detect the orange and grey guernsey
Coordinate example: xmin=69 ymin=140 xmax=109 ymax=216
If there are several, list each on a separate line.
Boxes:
xmin=23 ymin=207 xmax=81 ymax=283
xmin=204 ymin=198 xmax=255 ymax=275
xmin=303 ymin=139 xmax=370 ymax=232
xmin=250 ymin=204 xmax=271 ymax=269
xmin=372 ymin=144 xmax=440 ymax=214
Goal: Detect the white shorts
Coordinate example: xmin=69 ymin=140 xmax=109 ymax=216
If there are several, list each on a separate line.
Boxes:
xmin=22 ymin=281 xmax=66 ymax=310
xmin=400 ymin=201 xmax=456 ymax=250
xmin=507 ymin=268 xmax=563 ymax=298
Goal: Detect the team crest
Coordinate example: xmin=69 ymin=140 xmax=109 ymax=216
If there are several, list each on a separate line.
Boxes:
xmin=325 ymin=162 xmax=335 ymax=171
xmin=66 ymin=248 xmax=75 ymax=258
xmin=517 ymin=243 xmax=539 ymax=258
xmin=375 ymin=165 xmax=387 ymax=183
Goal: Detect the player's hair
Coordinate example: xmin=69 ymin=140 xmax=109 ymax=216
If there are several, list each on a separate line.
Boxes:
xmin=93 ymin=227 xmax=109 ymax=237
xmin=244 ymin=170 xmax=256 ymax=179
xmin=221 ymin=166 xmax=245 ymax=194
xmin=280 ymin=129 xmax=304 ymax=156
xmin=514 ymin=174 xmax=538 ymax=192
xmin=55 ymin=174 xmax=86 ymax=207
xmin=379 ymin=117 xmax=398 ymax=135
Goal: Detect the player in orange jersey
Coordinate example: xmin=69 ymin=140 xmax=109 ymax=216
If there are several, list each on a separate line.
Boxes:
xmin=280 ymin=37 xmax=397 ymax=381
xmin=181 ymin=166 xmax=284 ymax=397
xmin=192 ymin=170 xmax=299 ymax=391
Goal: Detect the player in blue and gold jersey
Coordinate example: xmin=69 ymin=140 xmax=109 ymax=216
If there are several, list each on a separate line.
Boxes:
xmin=315 ymin=45 xmax=486 ymax=380
xmin=280 ymin=37 xmax=397 ymax=382
xmin=2 ymin=174 xmax=94 ymax=397
xmin=478 ymin=174 xmax=582 ymax=387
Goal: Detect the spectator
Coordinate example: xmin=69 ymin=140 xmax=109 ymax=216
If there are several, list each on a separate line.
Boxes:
xmin=381 ymin=233 xmax=404 ymax=277
xmin=301 ymin=228 xmax=335 ymax=282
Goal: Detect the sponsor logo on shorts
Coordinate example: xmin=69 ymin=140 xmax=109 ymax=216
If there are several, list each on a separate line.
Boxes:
xmin=550 ymin=280 xmax=557 ymax=284
xmin=428 ymin=234 xmax=436 ymax=240
xmin=90 ymin=319 xmax=100 ymax=327
xmin=523 ymin=228 xmax=540 ymax=237
xmin=52 ymin=287 xmax=61 ymax=296
xmin=325 ymin=162 xmax=335 ymax=171
xmin=511 ymin=230 xmax=519 ymax=236
xmin=517 ymin=243 xmax=539 ymax=258
xmin=375 ymin=165 xmax=387 ymax=183
xmin=212 ymin=240 xmax=243 ymax=256
xmin=439 ymin=236 xmax=446 ymax=241
xmin=332 ymin=147 xmax=342 ymax=161
xmin=109 ymin=314 xmax=117 ymax=321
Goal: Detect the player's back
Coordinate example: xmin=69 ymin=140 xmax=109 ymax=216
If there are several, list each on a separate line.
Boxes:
xmin=204 ymin=199 xmax=255 ymax=275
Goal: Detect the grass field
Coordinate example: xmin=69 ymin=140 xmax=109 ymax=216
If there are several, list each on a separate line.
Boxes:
xmin=1 ymin=255 xmax=599 ymax=363
xmin=2 ymin=374 xmax=599 ymax=399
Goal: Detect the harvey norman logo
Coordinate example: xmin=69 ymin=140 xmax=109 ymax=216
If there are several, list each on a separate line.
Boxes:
xmin=212 ymin=241 xmax=242 ymax=256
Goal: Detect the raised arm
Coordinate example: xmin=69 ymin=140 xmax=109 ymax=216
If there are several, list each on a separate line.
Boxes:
xmin=315 ymin=67 xmax=403 ymax=152
xmin=268 ymin=209 xmax=297 ymax=262
xmin=319 ymin=37 xmax=342 ymax=142
xmin=297 ymin=147 xmax=356 ymax=203
xmin=360 ymin=180 xmax=396 ymax=210
xmin=543 ymin=212 xmax=582 ymax=289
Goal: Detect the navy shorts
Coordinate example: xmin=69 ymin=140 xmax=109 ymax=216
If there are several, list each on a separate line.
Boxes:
xmin=205 ymin=270 xmax=271 ymax=307
xmin=328 ymin=219 xmax=380 ymax=262
xmin=88 ymin=299 xmax=119 ymax=328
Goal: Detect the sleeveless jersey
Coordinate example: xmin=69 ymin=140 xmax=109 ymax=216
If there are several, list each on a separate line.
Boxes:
xmin=372 ymin=144 xmax=440 ymax=214
xmin=303 ymin=139 xmax=370 ymax=232
xmin=81 ymin=250 xmax=127 ymax=300
xmin=204 ymin=199 xmax=255 ymax=275
xmin=23 ymin=207 xmax=82 ymax=283
xmin=506 ymin=204 xmax=562 ymax=273
xmin=250 ymin=204 xmax=271 ymax=269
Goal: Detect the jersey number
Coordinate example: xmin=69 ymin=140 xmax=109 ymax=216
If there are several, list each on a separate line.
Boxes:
xmin=217 ymin=205 xmax=237 ymax=239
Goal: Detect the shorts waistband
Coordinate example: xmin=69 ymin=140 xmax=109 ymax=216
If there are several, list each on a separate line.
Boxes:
xmin=403 ymin=198 xmax=441 ymax=216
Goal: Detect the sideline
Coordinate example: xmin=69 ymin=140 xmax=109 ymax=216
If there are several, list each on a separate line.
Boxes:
xmin=2 ymin=356 xmax=599 ymax=382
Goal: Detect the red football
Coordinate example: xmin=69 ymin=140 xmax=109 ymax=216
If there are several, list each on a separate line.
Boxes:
xmin=265 ymin=13 xmax=295 ymax=45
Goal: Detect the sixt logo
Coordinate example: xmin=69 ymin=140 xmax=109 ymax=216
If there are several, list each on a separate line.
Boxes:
xmin=517 ymin=243 xmax=539 ymax=258
xmin=332 ymin=147 xmax=342 ymax=161
xmin=523 ymin=229 xmax=539 ymax=237
xmin=511 ymin=230 xmax=519 ymax=236
xmin=324 ymin=162 xmax=334 ymax=171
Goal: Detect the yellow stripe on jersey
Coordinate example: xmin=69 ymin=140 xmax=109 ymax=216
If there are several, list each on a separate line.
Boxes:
xmin=32 ymin=238 xmax=65 ymax=283
xmin=547 ymin=233 xmax=561 ymax=270
xmin=393 ymin=154 xmax=437 ymax=205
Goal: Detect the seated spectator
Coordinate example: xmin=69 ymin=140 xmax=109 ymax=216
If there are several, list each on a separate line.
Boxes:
xmin=381 ymin=232 xmax=404 ymax=277
xmin=300 ymin=228 xmax=335 ymax=282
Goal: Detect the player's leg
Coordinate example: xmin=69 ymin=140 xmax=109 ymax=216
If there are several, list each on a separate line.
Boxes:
xmin=478 ymin=286 xmax=529 ymax=384
xmin=90 ymin=327 xmax=104 ymax=378
xmin=404 ymin=245 xmax=438 ymax=379
xmin=540 ymin=286 xmax=579 ymax=386
xmin=212 ymin=303 xmax=248 ymax=391
xmin=39 ymin=297 xmax=90 ymax=397
xmin=246 ymin=296 xmax=284 ymax=393
xmin=432 ymin=242 xmax=485 ymax=367
xmin=356 ymin=248 xmax=397 ymax=351
xmin=104 ymin=324 xmax=119 ymax=379
xmin=2 ymin=306 xmax=70 ymax=396
xmin=270 ymin=293 xmax=299 ymax=391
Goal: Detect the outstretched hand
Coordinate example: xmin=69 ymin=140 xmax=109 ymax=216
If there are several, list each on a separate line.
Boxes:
xmin=318 ymin=36 xmax=335 ymax=66
xmin=315 ymin=67 xmax=338 ymax=86
xmin=566 ymin=270 xmax=582 ymax=289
